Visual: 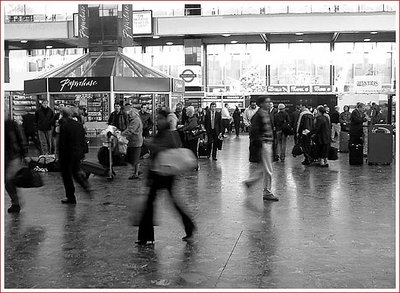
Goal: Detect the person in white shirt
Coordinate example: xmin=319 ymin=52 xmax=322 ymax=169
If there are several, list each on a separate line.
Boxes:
xmin=221 ymin=103 xmax=231 ymax=137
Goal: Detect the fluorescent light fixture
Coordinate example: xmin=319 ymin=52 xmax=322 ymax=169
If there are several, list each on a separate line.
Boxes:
xmin=370 ymin=31 xmax=378 ymax=34
xmin=363 ymin=38 xmax=371 ymax=42
xmin=296 ymin=39 xmax=304 ymax=42
xmin=222 ymin=34 xmax=231 ymax=37
xmin=166 ymin=42 xmax=174 ymax=45
xmin=295 ymin=32 xmax=304 ymax=35
xmin=230 ymin=40 xmax=238 ymax=44
xmin=152 ymin=35 xmax=160 ymax=39
xmin=46 ymin=45 xmax=53 ymax=49
xmin=20 ymin=40 xmax=28 ymax=43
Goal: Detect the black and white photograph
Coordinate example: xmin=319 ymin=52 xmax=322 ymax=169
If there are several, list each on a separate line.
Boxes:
xmin=1 ymin=1 xmax=398 ymax=290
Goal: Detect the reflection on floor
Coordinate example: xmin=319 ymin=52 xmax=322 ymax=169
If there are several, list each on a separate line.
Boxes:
xmin=4 ymin=134 xmax=396 ymax=289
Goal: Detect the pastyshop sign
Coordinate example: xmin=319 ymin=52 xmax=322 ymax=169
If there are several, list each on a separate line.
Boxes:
xmin=354 ymin=76 xmax=382 ymax=93
xmin=48 ymin=77 xmax=111 ymax=92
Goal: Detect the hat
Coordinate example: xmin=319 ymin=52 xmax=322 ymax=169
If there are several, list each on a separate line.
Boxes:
xmin=278 ymin=103 xmax=285 ymax=110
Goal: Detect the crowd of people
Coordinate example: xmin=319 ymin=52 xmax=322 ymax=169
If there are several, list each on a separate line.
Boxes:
xmin=4 ymin=98 xmax=390 ymax=244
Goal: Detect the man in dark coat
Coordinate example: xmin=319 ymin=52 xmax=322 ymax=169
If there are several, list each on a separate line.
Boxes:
xmin=310 ymin=106 xmax=331 ymax=167
xmin=297 ymin=105 xmax=315 ymax=165
xmin=139 ymin=104 xmax=153 ymax=137
xmin=349 ymin=103 xmax=368 ymax=145
xmin=108 ymin=103 xmax=128 ymax=131
xmin=269 ymin=101 xmax=278 ymax=161
xmin=59 ymin=107 xmax=92 ymax=204
xmin=204 ymin=102 xmax=223 ymax=161
xmin=35 ymin=100 xmax=54 ymax=155
xmin=22 ymin=112 xmax=41 ymax=154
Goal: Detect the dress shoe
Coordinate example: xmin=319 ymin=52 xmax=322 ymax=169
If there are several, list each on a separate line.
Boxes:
xmin=182 ymin=225 xmax=196 ymax=241
xmin=128 ymin=175 xmax=140 ymax=180
xmin=212 ymin=157 xmax=217 ymax=161
xmin=263 ymin=193 xmax=279 ymax=201
xmin=61 ymin=198 xmax=77 ymax=204
xmin=7 ymin=205 xmax=20 ymax=213
xmin=135 ymin=240 xmax=154 ymax=245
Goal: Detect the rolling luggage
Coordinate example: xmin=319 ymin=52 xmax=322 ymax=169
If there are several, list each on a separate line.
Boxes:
xmin=349 ymin=143 xmax=363 ymax=165
xmin=81 ymin=160 xmax=108 ymax=177
xmin=339 ymin=132 xmax=349 ymax=153
xmin=198 ymin=139 xmax=209 ymax=158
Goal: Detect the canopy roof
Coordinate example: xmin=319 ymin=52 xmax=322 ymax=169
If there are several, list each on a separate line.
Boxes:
xmin=38 ymin=51 xmax=170 ymax=79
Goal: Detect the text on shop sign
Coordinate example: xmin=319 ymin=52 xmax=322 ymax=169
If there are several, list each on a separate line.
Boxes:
xmin=59 ymin=78 xmax=98 ymax=91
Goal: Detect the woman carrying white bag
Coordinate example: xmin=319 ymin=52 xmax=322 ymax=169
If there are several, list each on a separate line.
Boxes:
xmin=135 ymin=109 xmax=196 ymax=245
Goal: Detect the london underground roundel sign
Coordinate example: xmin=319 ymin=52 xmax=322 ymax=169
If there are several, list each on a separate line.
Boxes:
xmin=180 ymin=69 xmax=197 ymax=83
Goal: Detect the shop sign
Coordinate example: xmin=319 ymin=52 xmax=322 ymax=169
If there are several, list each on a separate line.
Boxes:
xmin=77 ymin=4 xmax=89 ymax=47
xmin=290 ymin=85 xmax=310 ymax=93
xmin=312 ymin=85 xmax=332 ymax=93
xmin=132 ymin=10 xmax=153 ymax=35
xmin=121 ymin=4 xmax=133 ymax=46
xmin=48 ymin=77 xmax=111 ymax=92
xmin=172 ymin=79 xmax=185 ymax=93
xmin=179 ymin=66 xmax=202 ymax=86
xmin=354 ymin=76 xmax=382 ymax=93
xmin=267 ymin=85 xmax=289 ymax=93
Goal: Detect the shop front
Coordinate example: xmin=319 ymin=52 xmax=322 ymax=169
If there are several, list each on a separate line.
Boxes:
xmin=24 ymin=51 xmax=184 ymax=137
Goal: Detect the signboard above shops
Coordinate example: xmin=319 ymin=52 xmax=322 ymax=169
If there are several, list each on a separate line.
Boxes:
xmin=266 ymin=85 xmax=332 ymax=94
xmin=267 ymin=85 xmax=289 ymax=93
xmin=48 ymin=77 xmax=111 ymax=92
xmin=354 ymin=76 xmax=382 ymax=93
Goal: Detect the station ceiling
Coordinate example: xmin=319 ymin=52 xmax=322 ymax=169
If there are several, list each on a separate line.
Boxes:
xmin=5 ymin=31 xmax=396 ymax=51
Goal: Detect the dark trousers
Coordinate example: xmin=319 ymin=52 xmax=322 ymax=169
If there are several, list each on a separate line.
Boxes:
xmin=317 ymin=143 xmax=329 ymax=159
xmin=272 ymin=131 xmax=278 ymax=160
xmin=60 ymin=156 xmax=89 ymax=201
xmin=349 ymin=134 xmax=363 ymax=145
xmin=234 ymin=121 xmax=240 ymax=136
xmin=207 ymin=129 xmax=219 ymax=159
xmin=25 ymin=132 xmax=41 ymax=153
xmin=300 ymin=135 xmax=313 ymax=163
xmin=222 ymin=119 xmax=230 ymax=135
xmin=138 ymin=173 xmax=194 ymax=242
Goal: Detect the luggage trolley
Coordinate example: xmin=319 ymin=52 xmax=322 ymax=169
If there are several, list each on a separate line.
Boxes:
xmin=81 ymin=131 xmax=116 ymax=181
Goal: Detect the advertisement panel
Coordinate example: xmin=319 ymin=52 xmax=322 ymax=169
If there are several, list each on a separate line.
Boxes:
xmin=121 ymin=4 xmax=133 ymax=47
xmin=354 ymin=76 xmax=382 ymax=93
xmin=132 ymin=10 xmax=153 ymax=35
xmin=77 ymin=4 xmax=89 ymax=47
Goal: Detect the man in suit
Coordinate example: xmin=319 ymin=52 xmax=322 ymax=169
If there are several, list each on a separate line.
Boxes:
xmin=59 ymin=107 xmax=92 ymax=204
xmin=269 ymin=101 xmax=279 ymax=161
xmin=204 ymin=102 xmax=223 ymax=161
xmin=349 ymin=102 xmax=369 ymax=145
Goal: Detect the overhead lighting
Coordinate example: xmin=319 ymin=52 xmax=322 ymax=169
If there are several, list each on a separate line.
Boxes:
xmin=166 ymin=42 xmax=173 ymax=45
xmin=296 ymin=39 xmax=304 ymax=42
xmin=295 ymin=32 xmax=304 ymax=35
xmin=230 ymin=40 xmax=238 ymax=44
xmin=152 ymin=35 xmax=160 ymax=39
xmin=222 ymin=34 xmax=231 ymax=37
xmin=370 ymin=31 xmax=378 ymax=34
xmin=46 ymin=45 xmax=53 ymax=49
xmin=363 ymin=38 xmax=371 ymax=42
xmin=20 ymin=40 xmax=28 ymax=43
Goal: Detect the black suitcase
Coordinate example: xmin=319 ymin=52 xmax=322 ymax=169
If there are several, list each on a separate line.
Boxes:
xmin=349 ymin=143 xmax=363 ymax=165
xmin=81 ymin=160 xmax=108 ymax=177
xmin=198 ymin=140 xmax=209 ymax=158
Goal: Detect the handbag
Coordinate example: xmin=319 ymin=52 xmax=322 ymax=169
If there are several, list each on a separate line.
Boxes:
xmin=291 ymin=144 xmax=303 ymax=157
xmin=190 ymin=124 xmax=207 ymax=138
xmin=328 ymin=146 xmax=339 ymax=160
xmin=282 ymin=122 xmax=294 ymax=135
xmin=152 ymin=148 xmax=197 ymax=176
xmin=14 ymin=167 xmax=43 ymax=188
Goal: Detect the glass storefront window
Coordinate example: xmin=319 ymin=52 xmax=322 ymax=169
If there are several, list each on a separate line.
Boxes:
xmin=207 ymin=44 xmax=267 ymax=93
xmin=269 ymin=43 xmax=330 ymax=85
xmin=124 ymin=46 xmax=184 ymax=77
xmin=334 ymin=42 xmax=394 ymax=92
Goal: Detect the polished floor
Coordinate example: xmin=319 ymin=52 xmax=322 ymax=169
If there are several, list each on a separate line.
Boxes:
xmin=3 ymin=134 xmax=397 ymax=289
